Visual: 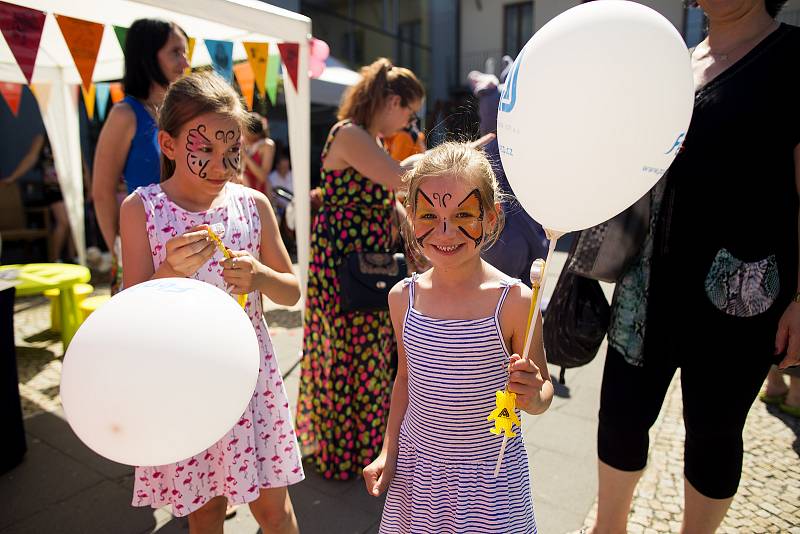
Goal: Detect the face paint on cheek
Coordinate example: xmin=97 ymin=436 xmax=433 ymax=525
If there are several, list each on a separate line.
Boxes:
xmin=455 ymin=188 xmax=485 ymax=248
xmin=413 ymin=188 xmax=438 ymax=247
xmin=216 ymin=128 xmax=241 ymax=173
xmin=185 ymin=125 xmax=211 ymax=179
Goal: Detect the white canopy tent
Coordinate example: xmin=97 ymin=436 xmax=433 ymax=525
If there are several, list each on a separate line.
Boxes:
xmin=0 ymin=0 xmax=312 ymax=295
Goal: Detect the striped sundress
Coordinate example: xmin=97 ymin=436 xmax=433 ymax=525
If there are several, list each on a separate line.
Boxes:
xmin=380 ymin=274 xmax=536 ymax=534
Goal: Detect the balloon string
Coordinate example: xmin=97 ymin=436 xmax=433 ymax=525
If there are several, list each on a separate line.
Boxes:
xmin=521 ymin=231 xmax=561 ymax=362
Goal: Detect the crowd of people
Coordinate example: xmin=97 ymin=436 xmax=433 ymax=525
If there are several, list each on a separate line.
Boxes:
xmin=2 ymin=0 xmax=798 ymax=532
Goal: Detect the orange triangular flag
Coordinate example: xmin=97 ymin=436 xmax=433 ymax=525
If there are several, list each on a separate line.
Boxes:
xmin=184 ymin=37 xmax=196 ymax=75
xmin=30 ymin=83 xmax=52 ymax=114
xmin=109 ymin=82 xmax=125 ymax=104
xmin=0 ymin=82 xmax=22 ymax=116
xmin=54 ymin=14 xmax=104 ymax=91
xmin=81 ymin=83 xmax=96 ymax=120
xmin=243 ymin=41 xmax=268 ymax=96
xmin=277 ymin=42 xmax=299 ymax=92
xmin=233 ymin=62 xmax=255 ymax=110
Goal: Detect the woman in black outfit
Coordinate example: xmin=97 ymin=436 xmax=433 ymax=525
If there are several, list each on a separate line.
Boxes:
xmin=586 ymin=1 xmax=800 ymax=533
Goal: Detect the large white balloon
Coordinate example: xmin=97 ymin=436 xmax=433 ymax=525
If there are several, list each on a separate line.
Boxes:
xmin=61 ymin=278 xmax=260 ymax=466
xmin=497 ymin=1 xmax=694 ymax=233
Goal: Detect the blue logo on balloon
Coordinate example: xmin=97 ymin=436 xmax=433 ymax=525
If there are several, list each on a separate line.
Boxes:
xmin=499 ymin=49 xmax=525 ymax=113
xmin=664 ymin=132 xmax=685 ymax=155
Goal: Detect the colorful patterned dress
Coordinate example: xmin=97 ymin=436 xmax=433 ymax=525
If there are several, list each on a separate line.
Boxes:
xmin=131 ymin=182 xmax=304 ymax=517
xmin=297 ymin=120 xmax=397 ymax=479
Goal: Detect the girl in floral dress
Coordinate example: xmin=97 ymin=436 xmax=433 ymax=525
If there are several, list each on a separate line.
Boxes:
xmin=297 ymin=58 xmax=425 ymax=480
xmin=119 ymin=72 xmax=303 ymax=533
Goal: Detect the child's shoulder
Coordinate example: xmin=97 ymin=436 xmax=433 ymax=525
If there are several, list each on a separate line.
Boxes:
xmin=482 ymin=263 xmax=532 ymax=308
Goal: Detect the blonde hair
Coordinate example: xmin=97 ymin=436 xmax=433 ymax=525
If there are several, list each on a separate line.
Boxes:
xmin=402 ymin=142 xmax=505 ymax=255
xmin=338 ymin=57 xmax=424 ymax=129
xmin=158 ymin=71 xmax=249 ymax=180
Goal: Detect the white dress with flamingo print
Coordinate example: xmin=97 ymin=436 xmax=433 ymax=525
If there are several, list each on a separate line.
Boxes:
xmin=131 ymin=182 xmax=304 ymax=517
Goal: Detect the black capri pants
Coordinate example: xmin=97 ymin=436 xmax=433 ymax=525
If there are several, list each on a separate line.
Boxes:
xmin=598 ymin=343 xmax=774 ymax=500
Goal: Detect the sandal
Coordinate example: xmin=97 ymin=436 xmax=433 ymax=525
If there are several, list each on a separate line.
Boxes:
xmin=758 ymin=389 xmax=787 ymax=405
xmin=225 ymin=504 xmax=238 ymax=519
xmin=779 ymin=402 xmax=800 ymax=418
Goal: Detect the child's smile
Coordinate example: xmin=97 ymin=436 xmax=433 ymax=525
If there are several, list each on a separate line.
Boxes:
xmin=412 ymin=174 xmax=489 ymax=261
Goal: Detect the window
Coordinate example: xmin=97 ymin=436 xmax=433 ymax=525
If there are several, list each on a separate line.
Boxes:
xmin=503 ymin=2 xmax=534 ymax=58
xmin=398 ymin=20 xmax=422 ymax=72
xmin=683 ymin=5 xmax=707 ymax=48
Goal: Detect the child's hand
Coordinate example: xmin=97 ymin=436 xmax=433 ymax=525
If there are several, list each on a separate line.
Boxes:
xmin=507 ymin=353 xmax=546 ymax=413
xmin=164 ymin=227 xmax=216 ymax=277
xmin=363 ymin=450 xmax=396 ymax=497
xmin=221 ymin=251 xmax=264 ymax=295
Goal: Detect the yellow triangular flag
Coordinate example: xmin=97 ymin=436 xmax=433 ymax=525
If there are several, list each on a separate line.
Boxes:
xmin=30 ymin=83 xmax=53 ymax=114
xmin=243 ymin=41 xmax=268 ymax=96
xmin=184 ymin=37 xmax=196 ymax=75
xmin=81 ymin=83 xmax=96 ymax=120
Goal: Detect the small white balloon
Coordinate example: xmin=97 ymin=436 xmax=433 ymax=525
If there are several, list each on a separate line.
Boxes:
xmin=497 ymin=1 xmax=694 ymax=233
xmin=61 ymin=278 xmax=260 ymax=466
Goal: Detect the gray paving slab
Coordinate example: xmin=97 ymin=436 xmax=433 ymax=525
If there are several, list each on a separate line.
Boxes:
xmin=0 ymin=434 xmax=104 ymax=530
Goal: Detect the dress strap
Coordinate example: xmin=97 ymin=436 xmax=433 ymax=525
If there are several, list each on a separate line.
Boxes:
xmin=321 ymin=120 xmax=352 ymax=160
xmin=494 ymin=278 xmax=522 ymax=320
xmin=403 ymin=273 xmax=419 ymax=308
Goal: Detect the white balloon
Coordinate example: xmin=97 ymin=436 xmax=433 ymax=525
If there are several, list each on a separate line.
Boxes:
xmin=61 ymin=278 xmax=260 ymax=466
xmin=497 ymin=1 xmax=694 ymax=233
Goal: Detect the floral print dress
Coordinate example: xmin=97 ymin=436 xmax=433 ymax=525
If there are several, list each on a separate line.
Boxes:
xmin=297 ymin=120 xmax=397 ymax=480
xmin=131 ymin=182 xmax=304 ymax=517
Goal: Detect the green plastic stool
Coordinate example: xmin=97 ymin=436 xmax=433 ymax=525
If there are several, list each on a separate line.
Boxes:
xmin=79 ymin=295 xmax=111 ymax=322
xmin=44 ymin=283 xmax=94 ymax=333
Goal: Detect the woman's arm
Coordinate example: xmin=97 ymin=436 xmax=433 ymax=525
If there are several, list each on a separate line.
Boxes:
xmin=505 ymin=284 xmax=554 ymax=415
xmin=326 ymin=124 xmax=406 ymax=190
xmin=2 ymin=134 xmax=44 ymax=183
xmin=93 ymin=104 xmax=135 ymax=251
xmin=242 ymin=139 xmax=275 ymax=186
xmin=222 ymin=190 xmax=299 ymax=306
xmin=776 ymin=143 xmax=800 ymax=369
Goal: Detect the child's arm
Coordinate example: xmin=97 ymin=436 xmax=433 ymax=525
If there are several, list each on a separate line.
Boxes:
xmin=220 ymin=190 xmax=300 ymax=306
xmin=504 ymin=284 xmax=554 ymax=415
xmin=363 ymin=281 xmax=410 ymax=497
xmin=119 ymin=194 xmax=216 ymax=288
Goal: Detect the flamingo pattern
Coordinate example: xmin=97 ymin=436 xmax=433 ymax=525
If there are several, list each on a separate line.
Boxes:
xmin=131 ymin=182 xmax=304 ymax=517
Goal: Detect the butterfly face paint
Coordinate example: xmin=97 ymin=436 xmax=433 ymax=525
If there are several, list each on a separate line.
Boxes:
xmin=413 ymin=186 xmax=485 ymax=248
xmin=215 ymin=128 xmax=241 ymax=173
xmin=186 ymin=124 xmax=211 ymax=179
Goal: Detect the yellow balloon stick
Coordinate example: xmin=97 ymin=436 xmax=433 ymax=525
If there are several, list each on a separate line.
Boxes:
xmin=206 ymin=224 xmax=247 ymax=309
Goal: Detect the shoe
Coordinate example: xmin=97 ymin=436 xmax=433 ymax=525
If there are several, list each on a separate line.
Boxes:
xmin=225 ymin=504 xmax=238 ymax=519
xmin=758 ymin=389 xmax=787 ymax=405
xmin=779 ymin=402 xmax=800 ymax=417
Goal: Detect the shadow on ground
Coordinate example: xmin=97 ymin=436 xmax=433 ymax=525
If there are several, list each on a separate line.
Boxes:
xmin=0 ymin=412 xmax=383 ymax=534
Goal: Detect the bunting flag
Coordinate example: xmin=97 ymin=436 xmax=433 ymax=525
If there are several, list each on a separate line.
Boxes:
xmin=0 ymin=82 xmax=22 ymax=116
xmin=113 ymin=25 xmax=128 ymax=52
xmin=55 ymin=14 xmax=104 ymax=91
xmin=277 ymin=42 xmax=299 ymax=92
xmin=243 ymin=41 xmax=268 ymax=96
xmin=266 ymin=52 xmax=279 ymax=105
xmin=81 ymin=83 xmax=96 ymax=119
xmin=95 ymin=82 xmax=110 ymax=121
xmin=184 ymin=37 xmax=196 ymax=75
xmin=0 ymin=2 xmax=46 ymax=84
xmin=30 ymin=83 xmax=53 ymax=114
xmin=233 ymin=62 xmax=255 ymax=110
xmin=204 ymin=39 xmax=233 ymax=83
xmin=109 ymin=82 xmax=125 ymax=104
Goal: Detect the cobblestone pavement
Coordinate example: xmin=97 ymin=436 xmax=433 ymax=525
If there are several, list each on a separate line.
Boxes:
xmin=582 ymin=375 xmax=800 ymax=533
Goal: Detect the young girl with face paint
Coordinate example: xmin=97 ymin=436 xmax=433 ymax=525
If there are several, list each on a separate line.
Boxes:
xmin=119 ymin=72 xmax=303 ymax=534
xmin=363 ymin=142 xmax=553 ymax=533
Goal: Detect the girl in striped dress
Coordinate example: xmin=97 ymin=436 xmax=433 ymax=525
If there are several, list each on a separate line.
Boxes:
xmin=363 ymin=142 xmax=554 ymax=533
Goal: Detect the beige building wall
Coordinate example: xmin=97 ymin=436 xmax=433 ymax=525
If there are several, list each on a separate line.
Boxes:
xmin=459 ymin=0 xmax=800 ymax=83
